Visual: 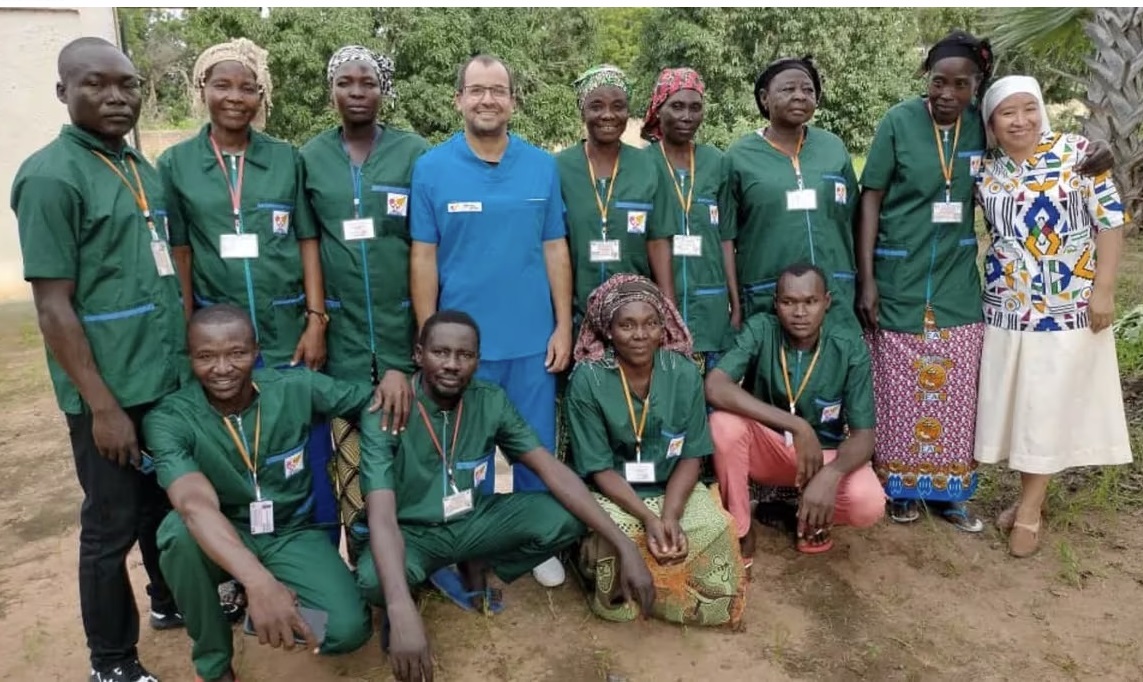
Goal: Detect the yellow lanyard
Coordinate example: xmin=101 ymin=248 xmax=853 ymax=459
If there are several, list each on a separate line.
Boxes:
xmin=618 ymin=365 xmax=652 ymax=461
xmin=585 ymin=144 xmax=620 ymax=239
xmin=762 ymin=127 xmax=807 ymax=189
xmin=90 ymin=152 xmax=158 ymax=239
xmin=658 ymin=141 xmax=695 ymax=234
xmin=221 ymin=401 xmax=263 ymax=498
xmin=779 ymin=343 xmax=821 ymax=416
xmin=930 ymin=113 xmax=961 ymax=202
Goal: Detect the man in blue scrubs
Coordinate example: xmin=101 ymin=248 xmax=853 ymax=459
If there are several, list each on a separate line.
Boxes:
xmin=409 ymin=54 xmax=573 ymax=587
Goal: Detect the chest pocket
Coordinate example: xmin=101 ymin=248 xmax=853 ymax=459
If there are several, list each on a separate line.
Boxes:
xmin=615 ymin=201 xmax=652 ymax=235
xmin=814 ymin=396 xmax=845 ymax=440
xmin=695 ymin=197 xmax=719 ymax=230
xmin=821 ymin=174 xmax=849 ymax=221
xmin=370 ymin=185 xmax=412 ymax=238
xmin=454 ymin=450 xmax=496 ymax=497
xmin=255 ymin=201 xmax=295 ymax=237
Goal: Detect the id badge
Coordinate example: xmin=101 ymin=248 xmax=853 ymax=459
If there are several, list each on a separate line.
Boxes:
xmin=672 ymin=234 xmax=703 ymax=257
xmin=786 ymin=189 xmax=817 ymax=211
xmin=931 ymin=201 xmax=963 ymax=224
xmin=249 ymin=500 xmax=274 ymax=535
xmin=624 ymin=462 xmax=656 ymax=483
xmin=589 ymin=239 xmax=621 ymax=263
xmin=220 ymin=233 xmax=259 ymax=259
xmin=151 ymin=240 xmax=175 ymax=277
xmin=341 ymin=217 xmax=376 ymax=241
xmin=442 ymin=489 xmax=474 ymax=520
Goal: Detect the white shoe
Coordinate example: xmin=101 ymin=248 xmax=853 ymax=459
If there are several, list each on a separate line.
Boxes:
xmin=532 ymin=556 xmax=566 ymax=587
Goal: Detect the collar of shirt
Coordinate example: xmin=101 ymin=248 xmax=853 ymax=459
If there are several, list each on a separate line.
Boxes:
xmin=61 ymin=124 xmax=144 ymax=161
xmin=197 ymin=122 xmax=273 ymax=171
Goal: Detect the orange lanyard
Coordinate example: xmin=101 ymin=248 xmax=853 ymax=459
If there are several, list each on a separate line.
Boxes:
xmin=585 ymin=144 xmax=620 ymax=238
xmin=930 ymin=112 xmax=961 ymax=202
xmin=90 ymin=152 xmax=159 ymax=240
xmin=221 ymin=401 xmax=263 ymax=498
xmin=618 ymin=365 xmax=652 ymax=461
xmin=779 ymin=343 xmax=821 ymax=416
xmin=209 ymin=137 xmax=246 ymax=233
xmin=658 ymin=141 xmax=696 ymax=234
xmin=416 ymin=388 xmax=464 ymax=489
xmin=762 ymin=127 xmax=807 ymax=189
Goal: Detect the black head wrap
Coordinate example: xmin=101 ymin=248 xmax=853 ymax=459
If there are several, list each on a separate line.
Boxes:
xmin=923 ymin=30 xmax=994 ymax=102
xmin=753 ymin=55 xmax=821 ymax=120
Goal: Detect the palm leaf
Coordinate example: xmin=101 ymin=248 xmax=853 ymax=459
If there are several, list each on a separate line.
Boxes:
xmin=984 ymin=8 xmax=1090 ymax=63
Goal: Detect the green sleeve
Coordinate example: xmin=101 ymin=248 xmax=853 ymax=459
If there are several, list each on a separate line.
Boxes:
xmin=358 ymin=404 xmax=398 ymax=494
xmin=292 ymin=149 xmax=318 ymax=240
xmin=143 ymin=405 xmax=201 ymax=490
xmin=843 ymin=338 xmax=876 ymax=431
xmin=860 ymin=114 xmax=896 ymax=191
xmin=157 ymin=150 xmax=189 ymax=247
xmin=309 ymin=370 xmax=374 ymax=418
xmin=493 ymin=388 xmax=543 ymax=461
xmin=647 ymin=159 xmax=675 ymax=241
xmin=565 ymin=369 xmax=616 ymax=477
xmin=717 ymin=153 xmax=737 ymax=241
xmin=680 ymin=364 xmax=713 ymax=459
xmin=714 ymin=316 xmax=765 ymax=383
xmin=12 ymin=174 xmax=81 ymax=280
xmin=843 ymin=153 xmax=860 ymax=225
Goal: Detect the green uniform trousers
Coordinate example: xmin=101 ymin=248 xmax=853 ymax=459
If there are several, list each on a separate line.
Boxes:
xmin=356 ymin=493 xmax=584 ymax=605
xmin=157 ymin=512 xmax=371 ymax=680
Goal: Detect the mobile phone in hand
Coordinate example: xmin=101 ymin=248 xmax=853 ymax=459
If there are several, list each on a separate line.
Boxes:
xmin=243 ymin=607 xmax=328 ymax=647
xmin=138 ymin=450 xmax=155 ymax=475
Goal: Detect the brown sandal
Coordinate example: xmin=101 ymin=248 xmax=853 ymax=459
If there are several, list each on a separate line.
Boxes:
xmin=998 ymin=500 xmax=1048 ymax=533
xmin=1009 ymin=520 xmax=1041 ymax=558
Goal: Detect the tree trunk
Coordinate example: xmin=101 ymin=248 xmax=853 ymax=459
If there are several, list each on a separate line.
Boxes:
xmin=1080 ymin=8 xmax=1143 ymax=233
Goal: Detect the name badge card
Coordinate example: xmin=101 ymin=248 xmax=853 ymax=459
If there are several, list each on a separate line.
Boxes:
xmin=220 ymin=233 xmax=259 ymax=259
xmin=786 ymin=189 xmax=817 ymax=212
xmin=589 ymin=239 xmax=622 ymax=263
xmin=931 ymin=202 xmax=963 ymax=224
xmin=151 ymin=241 xmax=175 ymax=277
xmin=249 ymin=500 xmax=274 ymax=535
xmin=672 ymin=234 xmax=703 ymax=257
xmin=342 ymin=218 xmax=376 ymax=241
xmin=442 ymin=489 xmax=474 ymax=520
xmin=624 ymin=462 xmax=656 ymax=483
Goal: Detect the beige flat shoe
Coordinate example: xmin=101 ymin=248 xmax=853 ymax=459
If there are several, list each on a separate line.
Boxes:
xmin=998 ymin=500 xmax=1048 ymax=533
xmin=1009 ymin=520 xmax=1041 ymax=558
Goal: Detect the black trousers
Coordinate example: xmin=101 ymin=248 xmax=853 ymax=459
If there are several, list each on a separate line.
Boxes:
xmin=67 ymin=404 xmax=173 ymax=669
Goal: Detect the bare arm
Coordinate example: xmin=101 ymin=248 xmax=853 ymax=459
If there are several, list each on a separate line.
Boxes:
xmin=705 ymin=368 xmax=806 ymax=437
xmin=721 ymin=240 xmax=741 ymax=328
xmin=292 ymin=238 xmax=328 ymax=369
xmin=1090 ymin=227 xmax=1124 ymax=332
xmin=855 ymin=189 xmax=885 ymax=331
xmin=646 ymin=239 xmax=676 ymax=303
xmin=543 ymin=238 xmax=573 ymax=332
xmin=591 ymin=469 xmax=655 ymax=524
xmin=173 ymin=245 xmax=194 ymax=321
xmin=661 ymin=457 xmax=701 ymax=523
xmin=827 ymin=428 xmax=874 ymax=476
xmin=410 ymin=242 xmax=438 ymax=333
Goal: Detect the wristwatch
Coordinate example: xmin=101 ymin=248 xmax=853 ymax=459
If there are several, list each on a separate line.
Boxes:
xmin=305 ymin=308 xmax=330 ymax=324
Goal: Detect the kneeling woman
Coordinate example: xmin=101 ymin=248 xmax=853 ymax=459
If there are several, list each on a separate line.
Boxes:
xmin=566 ymin=274 xmax=747 ymax=626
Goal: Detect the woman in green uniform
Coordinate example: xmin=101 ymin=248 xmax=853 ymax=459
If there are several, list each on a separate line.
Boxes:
xmin=300 ymin=45 xmax=427 ymax=547
xmin=566 ymin=274 xmax=746 ymax=627
xmin=724 ymin=57 xmax=859 ymax=332
xmin=643 ymin=66 xmax=740 ymax=372
xmin=160 ymin=38 xmax=327 ymax=370
xmin=556 ymin=64 xmax=669 ymax=326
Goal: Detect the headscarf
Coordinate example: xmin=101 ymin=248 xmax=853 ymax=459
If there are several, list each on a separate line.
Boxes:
xmin=192 ymin=38 xmax=273 ymax=130
xmin=923 ymin=30 xmax=995 ymax=102
xmin=573 ymin=64 xmax=631 ymax=111
xmin=573 ymin=274 xmax=693 ymax=365
xmin=641 ymin=67 xmax=706 ymax=142
xmin=327 ymin=44 xmax=397 ymax=100
xmin=981 ymin=75 xmax=1051 ymax=149
xmin=753 ymin=56 xmax=821 ymax=120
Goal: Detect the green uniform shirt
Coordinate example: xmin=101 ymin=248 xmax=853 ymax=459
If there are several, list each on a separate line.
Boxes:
xmin=715 ymin=313 xmax=874 ymax=448
xmin=300 ymin=126 xmax=429 ymax=381
xmin=723 ymin=128 xmax=860 ymax=331
xmin=646 ymin=141 xmax=735 ymax=353
xmin=861 ymin=98 xmax=986 ymax=333
xmin=144 ymin=368 xmax=373 ymax=531
xmin=158 ymin=125 xmax=317 ymax=367
xmin=11 ymin=125 xmax=187 ymax=414
xmin=359 ymin=378 xmax=541 ymax=525
xmin=566 ymin=350 xmax=712 ymax=498
xmin=556 ymin=142 xmax=666 ymax=321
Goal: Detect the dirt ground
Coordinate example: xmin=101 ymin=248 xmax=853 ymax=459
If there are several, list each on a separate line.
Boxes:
xmin=2 ymin=299 xmax=1143 ymax=682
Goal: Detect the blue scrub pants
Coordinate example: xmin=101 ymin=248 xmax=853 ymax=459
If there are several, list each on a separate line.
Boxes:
xmin=476 ymin=352 xmax=556 ymax=492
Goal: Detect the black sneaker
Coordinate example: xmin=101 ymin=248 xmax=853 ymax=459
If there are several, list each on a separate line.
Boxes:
xmin=149 ymin=604 xmax=185 ymax=630
xmin=89 ymin=658 xmax=160 ymax=682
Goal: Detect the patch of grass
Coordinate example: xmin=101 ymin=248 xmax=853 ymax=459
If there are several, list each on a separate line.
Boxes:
xmin=1055 ymin=539 xmax=1088 ymax=589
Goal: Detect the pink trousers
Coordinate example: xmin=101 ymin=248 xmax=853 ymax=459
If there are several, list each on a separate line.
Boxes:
xmin=709 ymin=411 xmax=887 ymax=538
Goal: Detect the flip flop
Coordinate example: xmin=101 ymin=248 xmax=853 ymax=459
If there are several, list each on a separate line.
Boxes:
xmin=889 ymin=500 xmax=920 ymax=523
xmin=796 ymin=528 xmax=833 ymax=554
xmin=428 ymin=566 xmax=505 ymax=615
xmin=938 ymin=502 xmax=984 ymax=533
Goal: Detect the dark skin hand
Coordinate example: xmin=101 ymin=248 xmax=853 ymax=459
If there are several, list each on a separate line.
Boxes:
xmin=856 ymin=188 xmax=885 ymax=332
xmin=659 ymin=457 xmax=702 ymax=563
xmin=796 ymin=428 xmax=874 ymax=542
xmin=375 ymin=369 xmax=413 ymax=434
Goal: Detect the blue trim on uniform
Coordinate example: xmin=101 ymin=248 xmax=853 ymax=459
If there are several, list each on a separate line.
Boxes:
xmin=956 ymin=150 xmax=984 ymax=158
xmin=821 ymin=173 xmax=846 ymax=183
xmin=695 ymin=197 xmax=717 ymax=205
xmin=271 ymin=293 xmax=306 ymax=306
xmin=745 ymin=281 xmax=777 ymax=293
xmin=291 ymin=493 xmax=315 ymax=520
xmin=325 ymin=298 xmax=342 ymax=309
xmin=614 ymin=201 xmax=653 ymax=211
xmin=400 ymin=299 xmax=411 ymax=309
xmin=874 ymin=248 xmax=908 ymax=258
xmin=833 ymin=271 xmax=856 ymax=281
xmin=153 ymin=209 xmax=168 ymax=217
xmin=958 ymin=237 xmax=978 ymax=246
xmin=255 ymin=202 xmax=294 ymax=211
xmin=264 ymin=443 xmax=305 ymax=465
xmin=370 ymin=184 xmax=408 ymax=194
xmin=694 ymin=286 xmax=727 ymax=296
xmin=81 ymin=303 xmax=155 ymax=323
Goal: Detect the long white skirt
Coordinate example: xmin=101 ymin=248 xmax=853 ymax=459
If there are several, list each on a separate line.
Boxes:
xmin=974 ymin=326 xmax=1133 ymax=474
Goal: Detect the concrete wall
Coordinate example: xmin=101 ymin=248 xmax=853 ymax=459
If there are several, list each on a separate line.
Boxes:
xmin=0 ymin=7 xmax=119 ymax=302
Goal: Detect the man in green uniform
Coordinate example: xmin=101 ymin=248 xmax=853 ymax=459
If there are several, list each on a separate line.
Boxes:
xmin=358 ymin=310 xmax=655 ymax=682
xmin=12 ymin=37 xmax=187 ymax=682
xmin=144 ymin=306 xmax=382 ymax=682
xmin=705 ymin=264 xmax=885 ymax=561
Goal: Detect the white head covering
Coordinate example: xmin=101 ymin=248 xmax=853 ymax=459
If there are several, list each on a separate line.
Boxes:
xmin=981 ymin=75 xmax=1051 ymax=149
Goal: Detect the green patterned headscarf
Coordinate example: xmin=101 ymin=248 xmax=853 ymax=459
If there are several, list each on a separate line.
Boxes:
xmin=573 ymin=64 xmax=631 ymax=110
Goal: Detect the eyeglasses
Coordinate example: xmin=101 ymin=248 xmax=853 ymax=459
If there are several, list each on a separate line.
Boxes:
xmin=462 ymin=85 xmax=511 ymax=100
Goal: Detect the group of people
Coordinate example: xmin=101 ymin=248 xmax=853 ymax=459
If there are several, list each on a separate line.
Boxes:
xmin=11 ymin=25 xmax=1133 ymax=682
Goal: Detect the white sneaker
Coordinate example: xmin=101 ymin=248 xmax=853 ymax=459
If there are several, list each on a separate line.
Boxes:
xmin=532 ymin=556 xmax=566 ymax=587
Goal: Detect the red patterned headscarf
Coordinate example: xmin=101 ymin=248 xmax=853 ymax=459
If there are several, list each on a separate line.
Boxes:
xmin=641 ymin=67 xmax=706 ymax=141
xmin=573 ymin=273 xmax=693 ymax=365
